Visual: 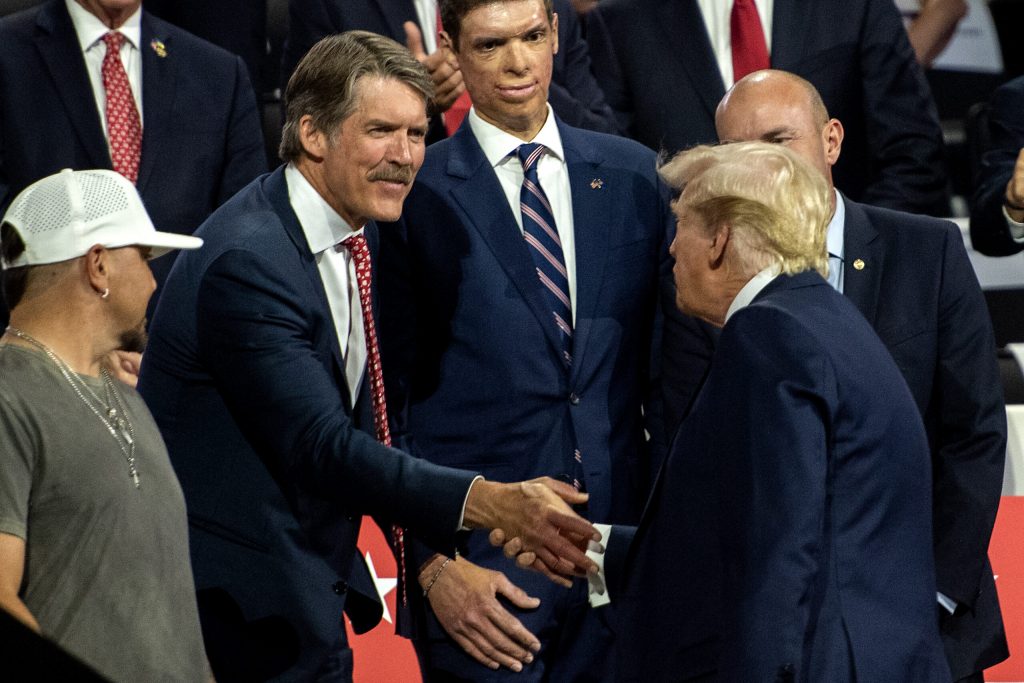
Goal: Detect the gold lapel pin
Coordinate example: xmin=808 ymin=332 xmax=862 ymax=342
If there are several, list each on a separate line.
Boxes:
xmin=853 ymin=258 xmax=865 ymax=271
xmin=590 ymin=178 xmax=603 ymax=189
xmin=150 ymin=39 xmax=167 ymax=58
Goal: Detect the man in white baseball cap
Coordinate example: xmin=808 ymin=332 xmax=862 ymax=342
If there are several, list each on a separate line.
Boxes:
xmin=0 ymin=168 xmax=209 ymax=682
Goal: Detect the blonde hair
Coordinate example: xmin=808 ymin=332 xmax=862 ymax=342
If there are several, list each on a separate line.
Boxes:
xmin=659 ymin=142 xmax=831 ymax=278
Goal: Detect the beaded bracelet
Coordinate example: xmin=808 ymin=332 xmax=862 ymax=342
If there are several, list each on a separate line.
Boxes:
xmin=423 ymin=551 xmax=458 ymax=597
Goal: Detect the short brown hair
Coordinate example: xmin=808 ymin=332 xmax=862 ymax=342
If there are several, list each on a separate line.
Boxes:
xmin=279 ymin=31 xmax=434 ymax=163
xmin=441 ymin=0 xmax=554 ymax=51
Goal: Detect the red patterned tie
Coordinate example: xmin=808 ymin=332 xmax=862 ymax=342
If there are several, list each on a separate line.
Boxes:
xmin=730 ymin=0 xmax=770 ymax=83
xmin=436 ymin=7 xmax=472 ymax=135
xmin=342 ymin=233 xmax=407 ymax=605
xmin=101 ymin=32 xmax=142 ymax=184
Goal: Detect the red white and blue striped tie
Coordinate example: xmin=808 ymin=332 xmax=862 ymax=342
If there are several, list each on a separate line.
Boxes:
xmin=516 ymin=143 xmax=572 ymax=368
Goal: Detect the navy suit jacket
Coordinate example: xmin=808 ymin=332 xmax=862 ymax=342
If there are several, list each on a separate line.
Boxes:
xmin=586 ymin=0 xmax=949 ymax=215
xmin=281 ymin=0 xmax=620 ymax=140
xmin=660 ymin=198 xmax=1008 ymax=678
xmin=971 ymin=75 xmax=1024 ymax=256
xmin=138 ymin=168 xmax=478 ymax=682
xmin=0 ymin=0 xmax=267 ymax=299
xmin=377 ymin=117 xmax=671 ymax=667
xmin=613 ymin=271 xmax=949 ymax=682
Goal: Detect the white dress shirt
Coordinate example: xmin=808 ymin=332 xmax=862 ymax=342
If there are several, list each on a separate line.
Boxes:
xmin=826 ymin=189 xmax=846 ymax=292
xmin=284 ymin=164 xmax=366 ymax=407
xmin=468 ymin=104 xmax=578 ymax=323
xmin=695 ymin=0 xmax=774 ymax=89
xmin=65 ymin=0 xmax=144 ymax=142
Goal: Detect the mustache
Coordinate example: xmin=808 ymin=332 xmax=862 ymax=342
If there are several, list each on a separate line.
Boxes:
xmin=368 ymin=165 xmax=415 ymax=184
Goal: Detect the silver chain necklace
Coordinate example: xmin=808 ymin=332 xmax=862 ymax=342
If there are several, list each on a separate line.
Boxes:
xmin=5 ymin=326 xmax=140 ymax=488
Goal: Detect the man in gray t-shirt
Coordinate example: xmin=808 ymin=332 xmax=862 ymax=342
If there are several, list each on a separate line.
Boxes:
xmin=0 ymin=169 xmax=206 ymax=681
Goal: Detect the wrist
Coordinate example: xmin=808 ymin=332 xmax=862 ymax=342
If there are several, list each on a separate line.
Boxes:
xmin=462 ymin=478 xmax=503 ymax=530
xmin=422 ymin=551 xmax=458 ymax=597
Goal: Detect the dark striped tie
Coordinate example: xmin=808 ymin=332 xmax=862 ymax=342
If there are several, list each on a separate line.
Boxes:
xmin=516 ymin=143 xmax=573 ymax=367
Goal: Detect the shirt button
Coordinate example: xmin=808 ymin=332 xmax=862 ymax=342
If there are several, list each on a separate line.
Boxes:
xmin=569 ymin=392 xmax=580 ymax=405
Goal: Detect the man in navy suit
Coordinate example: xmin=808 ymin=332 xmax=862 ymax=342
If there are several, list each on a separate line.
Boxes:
xmin=660 ymin=70 xmax=1007 ymax=682
xmin=585 ymin=0 xmax=949 ymax=216
xmin=0 ymin=0 xmax=268 ymax=319
xmin=971 ymin=75 xmax=1024 ymax=256
xmin=597 ymin=140 xmax=951 ymax=681
xmin=138 ymin=32 xmax=598 ymax=682
xmin=282 ymin=0 xmax=620 ymax=142
xmin=376 ymin=0 xmax=671 ymax=679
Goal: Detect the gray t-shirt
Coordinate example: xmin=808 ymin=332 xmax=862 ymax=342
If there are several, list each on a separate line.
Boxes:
xmin=0 ymin=344 xmax=208 ymax=682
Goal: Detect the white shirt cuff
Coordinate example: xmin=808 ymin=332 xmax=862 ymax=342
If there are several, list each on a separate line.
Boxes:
xmin=587 ymin=523 xmax=612 ymax=607
xmin=1002 ymin=205 xmax=1024 ymax=242
xmin=937 ymin=591 xmax=957 ymax=615
xmin=457 ymin=476 xmax=485 ymax=531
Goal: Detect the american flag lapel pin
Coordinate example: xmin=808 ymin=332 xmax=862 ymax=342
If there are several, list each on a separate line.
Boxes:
xmin=590 ymin=178 xmax=604 ymax=189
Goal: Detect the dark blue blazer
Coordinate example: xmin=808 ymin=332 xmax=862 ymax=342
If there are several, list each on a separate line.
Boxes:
xmin=138 ymin=168 xmax=478 ymax=682
xmin=0 ymin=0 xmax=267 ymax=294
xmin=660 ymin=198 xmax=1008 ymax=679
xmin=971 ymin=75 xmax=1024 ymax=256
xmin=377 ymin=118 xmax=671 ymax=671
xmin=613 ymin=271 xmax=950 ymax=682
xmin=281 ymin=0 xmax=621 ymax=138
xmin=586 ymin=0 xmax=949 ymax=215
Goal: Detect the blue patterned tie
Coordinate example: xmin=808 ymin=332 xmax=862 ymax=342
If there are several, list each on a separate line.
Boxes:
xmin=517 ymin=143 xmax=573 ymax=367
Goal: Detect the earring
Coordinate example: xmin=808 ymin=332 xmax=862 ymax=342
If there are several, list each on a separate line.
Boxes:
xmin=100 ymin=288 xmax=109 ymax=299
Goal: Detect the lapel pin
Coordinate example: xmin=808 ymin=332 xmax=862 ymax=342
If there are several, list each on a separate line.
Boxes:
xmin=150 ymin=39 xmax=167 ymax=58
xmin=590 ymin=178 xmax=603 ymax=189
xmin=853 ymin=258 xmax=865 ymax=271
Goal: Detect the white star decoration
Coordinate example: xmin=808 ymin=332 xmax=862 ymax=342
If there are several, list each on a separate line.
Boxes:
xmin=364 ymin=550 xmax=398 ymax=624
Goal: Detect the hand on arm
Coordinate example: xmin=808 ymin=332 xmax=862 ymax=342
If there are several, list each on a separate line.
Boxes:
xmin=404 ymin=21 xmax=465 ymax=112
xmin=0 ymin=532 xmax=38 ymax=632
xmin=906 ymin=0 xmax=968 ymax=67
xmin=420 ymin=553 xmax=540 ymax=671
xmin=463 ymin=477 xmax=598 ymax=587
xmin=104 ymin=350 xmax=142 ymax=388
xmin=1005 ymin=148 xmax=1024 ymax=224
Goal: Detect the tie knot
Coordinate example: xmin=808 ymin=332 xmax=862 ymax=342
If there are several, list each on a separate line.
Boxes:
xmin=103 ymin=31 xmax=125 ymax=51
xmin=341 ymin=233 xmax=369 ymax=262
xmin=516 ymin=143 xmax=546 ymax=173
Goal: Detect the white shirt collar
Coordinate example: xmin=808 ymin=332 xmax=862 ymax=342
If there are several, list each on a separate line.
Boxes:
xmin=826 ymin=188 xmax=845 ymax=260
xmin=467 ymin=104 xmax=565 ymax=168
xmin=284 ymin=164 xmax=361 ymax=255
xmin=724 ymin=266 xmax=780 ymax=324
xmin=66 ymin=0 xmax=142 ymax=52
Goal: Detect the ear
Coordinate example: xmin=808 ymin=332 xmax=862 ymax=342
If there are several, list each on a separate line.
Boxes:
xmin=707 ymin=224 xmax=730 ymax=269
xmin=84 ymin=244 xmax=110 ymax=295
xmin=822 ymin=118 xmax=844 ymax=167
xmin=298 ymin=114 xmax=328 ymax=161
xmin=551 ymin=13 xmax=559 ymax=55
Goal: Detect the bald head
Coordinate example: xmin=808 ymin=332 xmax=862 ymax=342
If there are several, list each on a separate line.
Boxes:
xmin=715 ymin=70 xmax=843 ymax=192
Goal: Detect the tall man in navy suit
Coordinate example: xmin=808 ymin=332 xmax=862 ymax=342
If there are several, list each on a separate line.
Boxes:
xmin=661 ymin=70 xmax=1007 ymax=682
xmin=282 ymin=0 xmax=620 ymax=142
xmin=0 ymin=0 xmax=268 ymax=321
xmin=585 ymin=0 xmax=949 ymax=216
xmin=138 ymin=32 xmax=599 ymax=682
xmin=376 ymin=0 xmax=671 ymax=679
xmin=592 ymin=141 xmax=951 ymax=681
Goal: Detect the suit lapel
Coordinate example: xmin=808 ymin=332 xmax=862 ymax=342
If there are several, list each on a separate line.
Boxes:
xmin=446 ymin=126 xmax=567 ymax=361
xmin=34 ymin=1 xmax=110 ymax=168
xmin=769 ymin=0 xmax=812 ymax=69
xmin=137 ymin=12 xmax=176 ymax=195
xmin=559 ymin=123 xmax=611 ymax=381
xmin=839 ymin=196 xmax=883 ymax=327
xmin=656 ymin=0 xmax=724 ymax=121
xmin=265 ymin=168 xmax=355 ymax=409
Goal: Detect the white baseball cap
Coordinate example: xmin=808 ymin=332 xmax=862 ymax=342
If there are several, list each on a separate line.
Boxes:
xmin=1 ymin=168 xmax=203 ymax=269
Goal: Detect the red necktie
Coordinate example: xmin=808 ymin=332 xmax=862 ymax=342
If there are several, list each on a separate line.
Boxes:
xmin=101 ymin=32 xmax=142 ymax=184
xmin=342 ymin=233 xmax=407 ymax=605
xmin=436 ymin=7 xmax=472 ymax=135
xmin=730 ymin=0 xmax=770 ymax=82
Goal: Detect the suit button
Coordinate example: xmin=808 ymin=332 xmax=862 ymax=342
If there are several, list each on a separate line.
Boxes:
xmin=569 ymin=392 xmax=580 ymax=405
xmin=332 ymin=580 xmax=348 ymax=595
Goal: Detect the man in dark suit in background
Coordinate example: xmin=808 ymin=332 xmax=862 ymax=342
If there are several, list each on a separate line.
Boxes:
xmin=139 ymin=32 xmax=598 ymax=682
xmin=602 ymin=140 xmax=950 ymax=681
xmin=661 ymin=70 xmax=1007 ymax=682
xmin=971 ymin=74 xmax=1024 ymax=256
xmin=0 ymin=0 xmax=268 ymax=320
xmin=585 ymin=0 xmax=950 ymax=216
xmin=377 ymin=0 xmax=671 ymax=678
xmin=283 ymin=0 xmax=620 ymax=142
